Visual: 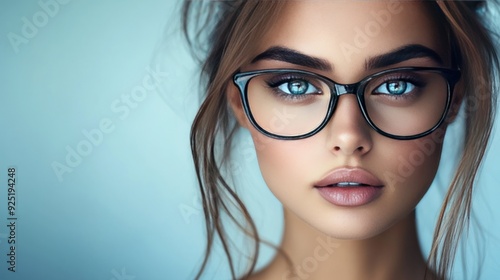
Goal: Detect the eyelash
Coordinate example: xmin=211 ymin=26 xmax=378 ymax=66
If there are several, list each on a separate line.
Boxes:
xmin=370 ymin=73 xmax=426 ymax=99
xmin=265 ymin=74 xmax=322 ymax=100
xmin=263 ymin=72 xmax=427 ymax=102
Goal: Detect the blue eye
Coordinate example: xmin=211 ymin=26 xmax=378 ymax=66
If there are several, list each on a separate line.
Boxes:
xmin=277 ymin=79 xmax=320 ymax=95
xmin=375 ymin=80 xmax=415 ymax=95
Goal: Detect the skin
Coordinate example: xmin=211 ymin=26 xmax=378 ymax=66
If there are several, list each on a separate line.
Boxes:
xmin=228 ymin=1 xmax=460 ymax=279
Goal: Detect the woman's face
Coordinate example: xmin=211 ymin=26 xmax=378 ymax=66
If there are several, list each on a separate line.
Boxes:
xmin=229 ymin=1 xmax=452 ymax=239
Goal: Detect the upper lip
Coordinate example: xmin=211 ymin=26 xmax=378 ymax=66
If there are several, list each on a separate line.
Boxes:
xmin=314 ymin=167 xmax=384 ymax=188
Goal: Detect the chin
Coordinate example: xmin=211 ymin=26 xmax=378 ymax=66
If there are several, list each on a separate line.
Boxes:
xmin=287 ymin=194 xmax=417 ymax=241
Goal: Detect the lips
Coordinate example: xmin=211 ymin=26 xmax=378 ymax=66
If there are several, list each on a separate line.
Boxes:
xmin=314 ymin=167 xmax=384 ymax=206
xmin=314 ymin=167 xmax=384 ymax=188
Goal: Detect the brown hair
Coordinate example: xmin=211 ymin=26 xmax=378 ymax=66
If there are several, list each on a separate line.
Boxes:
xmin=182 ymin=1 xmax=499 ymax=279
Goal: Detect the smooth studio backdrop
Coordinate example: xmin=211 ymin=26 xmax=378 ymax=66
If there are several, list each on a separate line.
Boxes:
xmin=1 ymin=1 xmax=500 ymax=279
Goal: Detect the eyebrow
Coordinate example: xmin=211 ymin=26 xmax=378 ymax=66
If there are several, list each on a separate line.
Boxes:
xmin=251 ymin=46 xmax=332 ymax=71
xmin=251 ymin=44 xmax=443 ymax=71
xmin=365 ymin=44 xmax=443 ymax=69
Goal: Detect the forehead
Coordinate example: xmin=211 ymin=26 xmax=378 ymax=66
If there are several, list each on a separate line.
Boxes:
xmin=253 ymin=0 xmax=447 ymax=78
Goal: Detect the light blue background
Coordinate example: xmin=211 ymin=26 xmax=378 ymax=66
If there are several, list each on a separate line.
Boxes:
xmin=0 ymin=1 xmax=499 ymax=280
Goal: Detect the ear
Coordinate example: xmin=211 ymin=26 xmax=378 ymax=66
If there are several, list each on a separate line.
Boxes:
xmin=445 ymin=80 xmax=464 ymax=123
xmin=227 ymin=84 xmax=249 ymax=128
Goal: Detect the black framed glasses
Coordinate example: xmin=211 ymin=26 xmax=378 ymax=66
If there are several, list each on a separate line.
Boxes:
xmin=233 ymin=67 xmax=461 ymax=140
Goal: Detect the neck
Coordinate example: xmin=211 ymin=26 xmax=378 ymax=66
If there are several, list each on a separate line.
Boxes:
xmin=257 ymin=209 xmax=427 ymax=280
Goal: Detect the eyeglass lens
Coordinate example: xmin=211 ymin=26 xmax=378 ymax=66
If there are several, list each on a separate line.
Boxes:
xmin=245 ymin=70 xmax=448 ymax=137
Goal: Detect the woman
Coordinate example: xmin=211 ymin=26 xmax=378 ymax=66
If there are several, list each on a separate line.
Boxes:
xmin=182 ymin=1 xmax=499 ymax=279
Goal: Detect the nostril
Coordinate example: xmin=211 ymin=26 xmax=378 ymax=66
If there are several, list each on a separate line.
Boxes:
xmin=332 ymin=145 xmax=366 ymax=154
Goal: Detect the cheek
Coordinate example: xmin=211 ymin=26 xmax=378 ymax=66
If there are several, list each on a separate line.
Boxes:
xmin=249 ymin=130 xmax=315 ymax=198
xmin=385 ymin=137 xmax=442 ymax=188
xmin=375 ymin=132 xmax=444 ymax=215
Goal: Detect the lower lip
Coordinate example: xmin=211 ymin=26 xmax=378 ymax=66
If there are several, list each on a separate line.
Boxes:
xmin=316 ymin=186 xmax=383 ymax=206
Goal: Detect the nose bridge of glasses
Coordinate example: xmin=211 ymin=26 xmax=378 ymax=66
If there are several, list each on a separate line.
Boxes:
xmin=334 ymin=83 xmax=358 ymax=96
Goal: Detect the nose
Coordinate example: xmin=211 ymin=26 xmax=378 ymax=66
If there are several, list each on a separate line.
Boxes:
xmin=324 ymin=94 xmax=373 ymax=156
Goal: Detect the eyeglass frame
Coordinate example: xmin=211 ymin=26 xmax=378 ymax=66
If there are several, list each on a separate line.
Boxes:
xmin=232 ymin=66 xmax=461 ymax=141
